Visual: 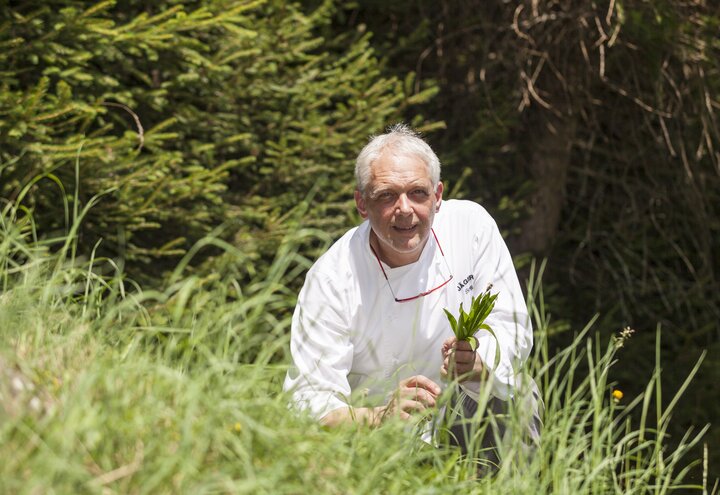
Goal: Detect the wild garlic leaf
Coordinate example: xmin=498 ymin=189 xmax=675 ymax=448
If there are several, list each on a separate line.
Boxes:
xmin=443 ymin=284 xmax=500 ymax=366
xmin=443 ymin=309 xmax=457 ymax=333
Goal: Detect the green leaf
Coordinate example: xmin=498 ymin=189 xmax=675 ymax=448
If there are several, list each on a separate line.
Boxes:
xmin=478 ymin=324 xmax=501 ymax=369
xmin=443 ymin=308 xmax=457 ymax=333
xmin=457 ymin=310 xmax=467 ymax=339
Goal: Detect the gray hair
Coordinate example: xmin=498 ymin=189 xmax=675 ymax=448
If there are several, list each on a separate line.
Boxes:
xmin=354 ymin=123 xmax=441 ymax=194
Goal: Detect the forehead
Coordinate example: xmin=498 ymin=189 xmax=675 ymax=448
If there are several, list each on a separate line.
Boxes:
xmin=368 ymin=152 xmax=432 ymax=189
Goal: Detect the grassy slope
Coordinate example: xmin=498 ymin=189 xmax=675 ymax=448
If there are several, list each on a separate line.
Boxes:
xmin=0 ymin=207 xmax=712 ymax=494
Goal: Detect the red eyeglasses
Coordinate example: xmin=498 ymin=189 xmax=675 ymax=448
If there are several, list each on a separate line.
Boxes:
xmin=369 ymin=228 xmax=454 ymax=303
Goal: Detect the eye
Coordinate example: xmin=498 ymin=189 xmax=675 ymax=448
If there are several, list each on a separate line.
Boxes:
xmin=411 ymin=188 xmax=429 ymax=197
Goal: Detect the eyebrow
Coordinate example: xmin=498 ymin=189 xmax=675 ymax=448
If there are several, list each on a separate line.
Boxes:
xmin=368 ymin=181 xmax=431 ymax=197
xmin=367 ymin=188 xmax=392 ymax=199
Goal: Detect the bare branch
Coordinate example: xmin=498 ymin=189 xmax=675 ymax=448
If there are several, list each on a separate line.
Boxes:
xmin=593 ymin=14 xmax=608 ymax=47
xmin=608 ymin=23 xmax=621 ymax=47
xmin=659 ymin=116 xmax=677 ymax=157
xmin=101 ymin=102 xmax=145 ymax=152
xmin=606 ymin=0 xmax=616 ymax=26
xmin=604 ymin=81 xmax=673 ymax=118
xmin=579 ymin=38 xmax=590 ymax=66
xmin=512 ymin=5 xmax=534 ymax=46
xmin=520 ymin=69 xmax=553 ymax=111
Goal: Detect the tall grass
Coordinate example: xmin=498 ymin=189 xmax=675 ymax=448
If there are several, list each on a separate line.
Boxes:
xmin=0 ymin=199 xmax=713 ymax=494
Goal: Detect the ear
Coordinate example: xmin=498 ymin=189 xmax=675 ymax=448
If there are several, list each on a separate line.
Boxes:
xmin=434 ymin=181 xmax=444 ymax=212
xmin=354 ymin=190 xmax=369 ymax=219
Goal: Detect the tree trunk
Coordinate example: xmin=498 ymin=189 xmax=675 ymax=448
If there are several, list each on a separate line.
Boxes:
xmin=511 ymin=112 xmax=575 ymax=256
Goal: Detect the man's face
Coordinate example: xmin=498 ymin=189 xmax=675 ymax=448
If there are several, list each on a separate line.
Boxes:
xmin=354 ymin=152 xmax=443 ymax=267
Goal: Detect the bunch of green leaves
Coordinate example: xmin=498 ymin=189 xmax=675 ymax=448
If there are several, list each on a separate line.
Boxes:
xmin=443 ymin=284 xmax=499 ymax=363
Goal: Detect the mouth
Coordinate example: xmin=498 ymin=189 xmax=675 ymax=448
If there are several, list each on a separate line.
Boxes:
xmin=392 ymin=225 xmax=418 ymax=233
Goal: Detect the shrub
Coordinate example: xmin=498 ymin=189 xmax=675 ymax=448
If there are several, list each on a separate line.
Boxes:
xmin=0 ymin=0 xmax=431 ymax=281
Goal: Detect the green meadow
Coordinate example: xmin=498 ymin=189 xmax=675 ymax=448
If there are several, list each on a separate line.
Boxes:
xmin=1 ymin=198 xmax=710 ymax=494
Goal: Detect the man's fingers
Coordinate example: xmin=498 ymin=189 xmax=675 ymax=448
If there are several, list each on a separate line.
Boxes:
xmin=399 ymin=398 xmax=426 ymax=413
xmin=388 ymin=399 xmax=429 ymax=420
xmin=440 ymin=365 xmax=448 ymax=379
xmin=441 ymin=340 xmax=485 ymax=383
xmin=441 ymin=336 xmax=457 ymax=357
xmin=444 ymin=340 xmax=475 ymax=357
xmin=401 ymin=375 xmax=441 ymax=397
xmin=453 ymin=340 xmax=474 ymax=352
xmin=444 ymin=355 xmax=474 ymax=376
xmin=401 ymin=387 xmax=437 ymax=407
xmin=453 ymin=349 xmax=476 ymax=365
xmin=398 ymin=384 xmax=437 ymax=407
xmin=383 ymin=375 xmax=443 ymax=423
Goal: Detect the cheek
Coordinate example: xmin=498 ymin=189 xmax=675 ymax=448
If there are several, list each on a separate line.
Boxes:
xmin=418 ymin=205 xmax=434 ymax=222
xmin=375 ymin=205 xmax=395 ymax=221
xmin=367 ymin=206 xmax=392 ymax=227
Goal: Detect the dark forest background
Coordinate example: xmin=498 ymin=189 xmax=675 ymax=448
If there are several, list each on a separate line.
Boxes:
xmin=2 ymin=0 xmax=718 ymax=478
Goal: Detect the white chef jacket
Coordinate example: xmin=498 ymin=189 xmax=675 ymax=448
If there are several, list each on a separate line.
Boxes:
xmin=283 ymin=199 xmax=533 ymax=420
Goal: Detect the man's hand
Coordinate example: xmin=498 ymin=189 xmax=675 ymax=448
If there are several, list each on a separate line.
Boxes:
xmin=319 ymin=375 xmax=441 ymax=427
xmin=380 ymin=375 xmax=441 ymax=421
xmin=441 ymin=337 xmax=485 ymax=382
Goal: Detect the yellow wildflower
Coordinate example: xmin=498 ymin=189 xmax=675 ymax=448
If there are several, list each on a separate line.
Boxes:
xmin=234 ymin=422 xmax=242 ymax=432
xmin=612 ymin=389 xmax=624 ymax=402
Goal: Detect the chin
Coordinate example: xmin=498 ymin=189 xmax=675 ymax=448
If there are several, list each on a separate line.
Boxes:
xmin=391 ymin=238 xmax=422 ymax=252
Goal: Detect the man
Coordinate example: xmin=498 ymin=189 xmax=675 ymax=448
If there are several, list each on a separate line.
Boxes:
xmin=283 ymin=124 xmax=537 ymax=448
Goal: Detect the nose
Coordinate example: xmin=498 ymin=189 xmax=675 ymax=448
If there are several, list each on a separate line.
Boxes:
xmin=395 ymin=193 xmax=412 ymax=215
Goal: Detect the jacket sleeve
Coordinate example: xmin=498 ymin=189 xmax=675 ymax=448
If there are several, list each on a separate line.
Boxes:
xmin=282 ymin=268 xmax=355 ymax=420
xmin=462 ymin=210 xmax=533 ymax=401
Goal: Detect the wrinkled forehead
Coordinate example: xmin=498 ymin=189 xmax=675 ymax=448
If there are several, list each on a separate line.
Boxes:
xmin=368 ymin=151 xmax=433 ymax=184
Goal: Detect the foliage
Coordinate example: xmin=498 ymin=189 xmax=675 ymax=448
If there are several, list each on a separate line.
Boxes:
xmin=443 ymin=285 xmax=498 ymax=359
xmin=0 ymin=208 xmax=710 ymax=493
xmin=0 ymin=0 xmax=432 ymax=281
